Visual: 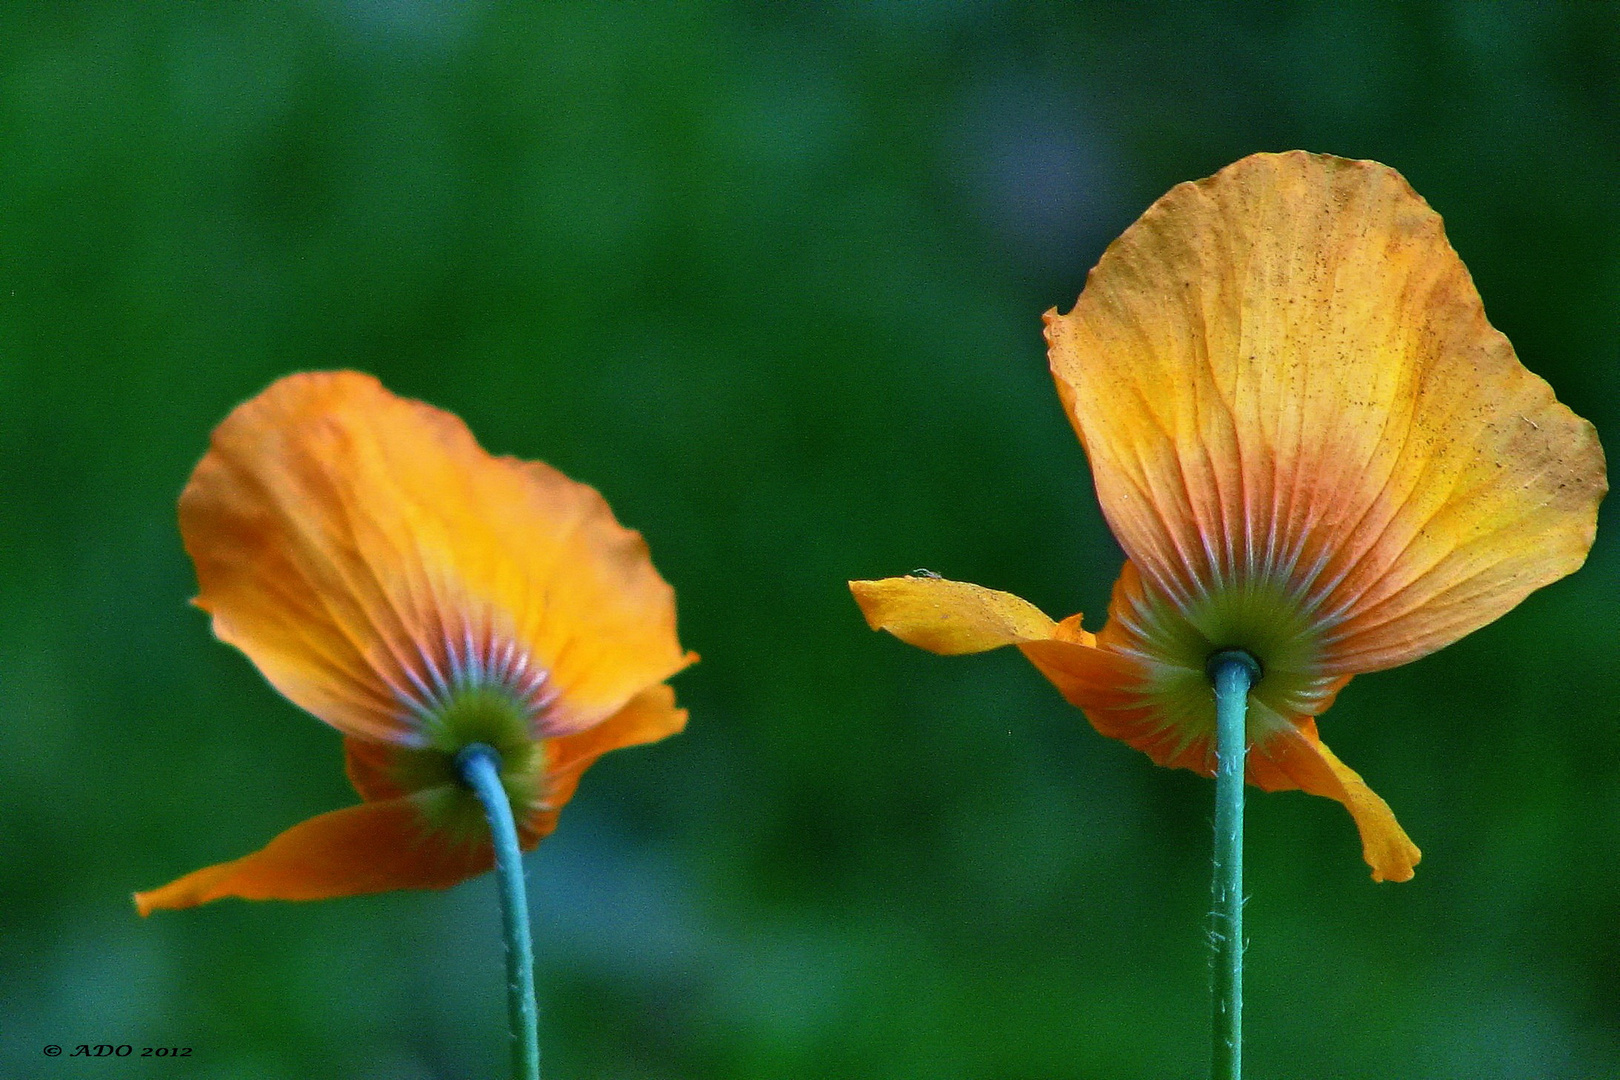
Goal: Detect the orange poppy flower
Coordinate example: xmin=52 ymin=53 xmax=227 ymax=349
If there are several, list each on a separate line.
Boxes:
xmin=852 ymin=152 xmax=1605 ymax=882
xmin=135 ymin=372 xmax=695 ymax=914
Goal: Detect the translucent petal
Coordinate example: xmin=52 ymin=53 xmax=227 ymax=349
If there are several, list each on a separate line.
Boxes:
xmin=181 ymin=371 xmax=694 ymax=742
xmin=134 ymin=796 xmax=493 ymax=913
xmin=1047 ymin=151 xmax=1604 ymax=675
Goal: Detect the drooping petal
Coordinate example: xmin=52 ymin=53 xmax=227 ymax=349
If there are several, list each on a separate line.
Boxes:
xmin=1248 ymin=717 xmax=1421 ymax=882
xmin=182 ymin=372 xmax=695 ymax=744
xmin=540 ymin=682 xmax=689 ymax=814
xmin=133 ymin=795 xmax=494 ymax=913
xmin=1046 ymin=151 xmax=1604 ymax=675
xmin=851 ymin=575 xmax=1160 ymax=750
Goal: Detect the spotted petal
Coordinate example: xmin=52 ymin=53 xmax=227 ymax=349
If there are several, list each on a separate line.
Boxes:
xmin=1046 ymin=151 xmax=1605 ymax=676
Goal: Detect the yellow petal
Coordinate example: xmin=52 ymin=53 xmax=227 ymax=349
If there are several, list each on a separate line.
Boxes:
xmin=182 ymin=372 xmax=694 ymax=743
xmin=851 ymin=574 xmax=1158 ymax=756
xmin=849 ymin=576 xmax=1065 ymax=653
xmin=1047 ymin=151 xmax=1604 ymax=675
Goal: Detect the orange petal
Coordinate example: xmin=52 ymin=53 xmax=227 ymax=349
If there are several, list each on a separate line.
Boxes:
xmin=1248 ymin=718 xmax=1420 ymax=882
xmin=848 ymin=568 xmax=1419 ymax=883
xmin=344 ymin=736 xmax=408 ymax=802
xmin=538 ymin=682 xmax=689 ymax=816
xmin=133 ymin=795 xmax=493 ymax=913
xmin=1046 ymin=151 xmax=1604 ymax=675
xmin=182 ymin=371 xmax=694 ymax=743
xmin=849 ymin=576 xmax=1067 ymax=653
xmin=1015 ymin=637 xmax=1157 ymax=734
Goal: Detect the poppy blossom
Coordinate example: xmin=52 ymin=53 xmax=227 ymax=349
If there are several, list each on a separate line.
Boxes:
xmin=136 ymin=372 xmax=694 ymax=913
xmin=852 ymin=152 xmax=1604 ymax=882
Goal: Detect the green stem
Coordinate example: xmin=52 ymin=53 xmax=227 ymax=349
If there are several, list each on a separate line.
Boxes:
xmin=1208 ymin=651 xmax=1257 ymax=1080
xmin=456 ymin=743 xmax=541 ymax=1080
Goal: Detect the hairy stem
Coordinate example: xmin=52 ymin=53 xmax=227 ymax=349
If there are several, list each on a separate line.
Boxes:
xmin=1209 ymin=651 xmax=1257 ymax=1080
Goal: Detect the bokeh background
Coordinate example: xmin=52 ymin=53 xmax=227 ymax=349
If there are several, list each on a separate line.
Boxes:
xmin=4 ymin=2 xmax=1619 ymax=1077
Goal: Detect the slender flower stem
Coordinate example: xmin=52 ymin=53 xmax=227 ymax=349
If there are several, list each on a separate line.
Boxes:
xmin=1208 ymin=651 xmax=1257 ymax=1080
xmin=456 ymin=743 xmax=541 ymax=1080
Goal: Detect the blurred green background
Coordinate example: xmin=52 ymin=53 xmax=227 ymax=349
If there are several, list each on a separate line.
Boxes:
xmin=3 ymin=2 xmax=1618 ymax=1077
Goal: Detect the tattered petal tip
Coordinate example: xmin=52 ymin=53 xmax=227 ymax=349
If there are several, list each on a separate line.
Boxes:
xmin=132 ymin=796 xmax=493 ymax=912
xmin=1046 ymin=151 xmax=1604 ymax=674
xmin=1050 ymin=613 xmax=1096 ymax=647
xmin=849 ymin=576 xmax=1059 ymax=655
xmin=1252 ymin=721 xmax=1421 ymax=882
xmin=182 ymin=371 xmax=692 ymax=744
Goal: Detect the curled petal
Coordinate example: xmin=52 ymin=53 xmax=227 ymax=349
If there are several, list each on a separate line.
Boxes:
xmin=851 ymin=574 xmax=1153 ymax=755
xmin=850 ymin=576 xmax=1065 ymax=653
xmin=134 ymin=795 xmax=494 ymax=914
xmin=182 ymin=372 xmax=693 ymax=744
xmin=1015 ymin=637 xmax=1155 ymax=735
xmin=1248 ymin=717 xmax=1421 ymax=882
xmin=1047 ymin=151 xmax=1604 ymax=676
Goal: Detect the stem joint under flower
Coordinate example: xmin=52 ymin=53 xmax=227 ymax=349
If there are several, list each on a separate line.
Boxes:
xmin=1205 ymin=648 xmax=1261 ymax=688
